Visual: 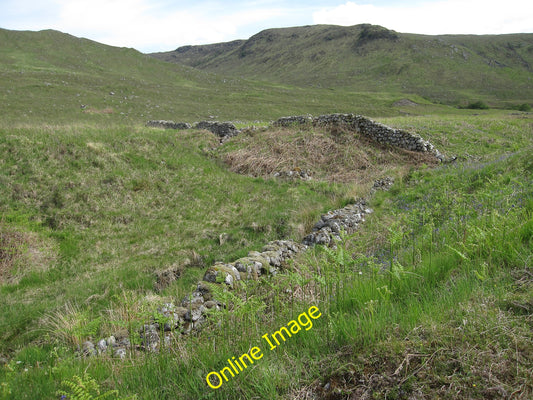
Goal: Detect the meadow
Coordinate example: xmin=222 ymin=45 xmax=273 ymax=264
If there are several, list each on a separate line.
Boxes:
xmin=0 ymin=27 xmax=532 ymax=400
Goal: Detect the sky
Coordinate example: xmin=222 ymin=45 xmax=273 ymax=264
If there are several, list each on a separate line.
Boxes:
xmin=1 ymin=0 xmax=532 ymax=53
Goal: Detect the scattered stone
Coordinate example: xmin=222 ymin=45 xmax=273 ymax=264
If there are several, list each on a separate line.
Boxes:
xmin=114 ymin=348 xmax=127 ymax=359
xmin=273 ymin=168 xmax=312 ymax=180
xmin=146 ymin=120 xmax=191 ymax=129
xmin=372 ymin=177 xmax=394 ymax=191
xmin=82 ymin=341 xmax=97 ymax=357
xmin=194 ymin=121 xmax=240 ymax=139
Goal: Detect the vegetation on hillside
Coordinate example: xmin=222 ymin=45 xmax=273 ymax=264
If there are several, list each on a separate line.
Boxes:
xmin=0 ymin=27 xmax=409 ymax=123
xmin=0 ymin=25 xmax=532 ymax=400
xmin=152 ymin=24 xmax=533 ymax=108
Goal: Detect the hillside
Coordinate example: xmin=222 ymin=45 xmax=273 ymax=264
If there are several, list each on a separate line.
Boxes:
xmin=151 ymin=24 xmax=533 ymax=106
xmin=0 ymin=27 xmax=426 ymax=124
xmin=0 ymin=25 xmax=532 ymax=400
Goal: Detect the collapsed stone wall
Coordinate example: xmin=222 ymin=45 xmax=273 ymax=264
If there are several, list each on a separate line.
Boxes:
xmin=147 ymin=113 xmax=442 ymax=160
xmin=194 ymin=121 xmax=240 ymax=139
xmin=82 ymin=115 xmax=445 ymax=357
xmin=146 ymin=120 xmax=191 ymax=130
xmin=81 ymin=179 xmax=396 ymax=357
xmin=146 ymin=120 xmax=239 ymax=139
xmin=285 ymin=113 xmax=443 ymax=159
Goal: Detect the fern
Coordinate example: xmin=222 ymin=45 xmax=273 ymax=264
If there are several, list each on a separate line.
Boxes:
xmin=56 ymin=373 xmax=136 ymax=400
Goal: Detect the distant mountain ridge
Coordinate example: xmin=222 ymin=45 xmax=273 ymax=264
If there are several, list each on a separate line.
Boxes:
xmin=151 ymin=24 xmax=533 ymax=106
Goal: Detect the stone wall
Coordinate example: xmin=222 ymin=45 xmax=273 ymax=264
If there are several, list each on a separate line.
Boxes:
xmin=274 ymin=113 xmax=443 ymax=160
xmin=147 ymin=119 xmax=240 ymax=139
xmin=82 ymin=183 xmax=393 ymax=357
xmin=272 ymin=115 xmax=313 ymax=127
xmin=193 ymin=121 xmax=240 ymax=139
xmin=147 ymin=113 xmax=443 ymax=160
xmin=146 ymin=120 xmax=191 ymax=129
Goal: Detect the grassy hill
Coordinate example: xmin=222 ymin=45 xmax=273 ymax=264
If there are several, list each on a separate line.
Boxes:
xmin=152 ymin=24 xmax=533 ymax=107
xmin=0 ymin=26 xmax=532 ymax=400
xmin=0 ymin=27 xmax=430 ymax=123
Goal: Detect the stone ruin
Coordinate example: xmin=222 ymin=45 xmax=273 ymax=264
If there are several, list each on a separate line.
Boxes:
xmin=147 ymin=113 xmax=443 ymax=160
xmin=145 ymin=120 xmax=191 ymax=130
xmin=146 ymin=119 xmax=239 ymax=140
xmin=82 ymin=182 xmax=396 ymax=357
xmin=279 ymin=113 xmax=443 ymax=160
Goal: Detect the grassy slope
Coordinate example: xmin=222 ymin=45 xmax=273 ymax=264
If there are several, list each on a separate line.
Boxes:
xmin=0 ymin=27 xmax=531 ymax=400
xmin=0 ymin=27 xmax=420 ymax=123
xmin=152 ymin=24 xmax=533 ymax=106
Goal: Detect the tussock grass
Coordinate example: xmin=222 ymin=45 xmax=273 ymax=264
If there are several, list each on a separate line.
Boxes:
xmin=218 ymin=125 xmax=437 ymax=185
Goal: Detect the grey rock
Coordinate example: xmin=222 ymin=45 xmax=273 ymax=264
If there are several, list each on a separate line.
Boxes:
xmin=114 ymin=348 xmax=127 ymax=359
xmin=146 ymin=120 xmax=191 ymax=130
xmin=82 ymin=341 xmax=97 ymax=357
xmin=97 ymin=339 xmax=107 ymax=353
xmin=107 ymin=336 xmax=117 ymax=347
xmin=140 ymin=324 xmax=160 ymax=352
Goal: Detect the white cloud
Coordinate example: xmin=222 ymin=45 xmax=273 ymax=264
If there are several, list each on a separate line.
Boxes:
xmin=52 ymin=0 xmax=285 ymax=52
xmin=313 ymin=0 xmax=533 ymax=35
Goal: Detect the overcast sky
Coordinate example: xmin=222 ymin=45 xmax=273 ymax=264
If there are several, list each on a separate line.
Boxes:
xmin=1 ymin=0 xmax=532 ymax=53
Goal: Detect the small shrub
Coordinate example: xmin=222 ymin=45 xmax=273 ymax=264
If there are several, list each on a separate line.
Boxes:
xmin=513 ymin=103 xmax=532 ymax=112
xmin=465 ymin=101 xmax=489 ymax=110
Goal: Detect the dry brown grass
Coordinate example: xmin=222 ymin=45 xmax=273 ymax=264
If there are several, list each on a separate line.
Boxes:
xmin=0 ymin=225 xmax=25 ymax=283
xmin=220 ymin=126 xmax=438 ymax=185
xmin=0 ymin=223 xmax=57 ymax=284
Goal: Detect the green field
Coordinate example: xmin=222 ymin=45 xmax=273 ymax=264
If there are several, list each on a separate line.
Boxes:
xmin=0 ymin=27 xmax=532 ymax=399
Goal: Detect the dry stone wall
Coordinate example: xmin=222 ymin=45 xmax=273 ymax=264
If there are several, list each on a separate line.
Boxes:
xmin=146 ymin=119 xmax=240 ymax=140
xmin=147 ymin=113 xmax=443 ymax=160
xmin=146 ymin=120 xmax=191 ymax=130
xmin=85 ymin=113 xmax=444 ymax=357
xmin=284 ymin=113 xmax=443 ymax=159
xmin=83 ymin=185 xmax=393 ymax=357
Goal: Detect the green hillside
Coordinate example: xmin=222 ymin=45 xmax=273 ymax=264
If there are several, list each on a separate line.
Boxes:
xmin=152 ymin=24 xmax=533 ymax=107
xmin=0 ymin=26 xmax=532 ymax=400
xmin=0 ymin=27 xmax=424 ymax=124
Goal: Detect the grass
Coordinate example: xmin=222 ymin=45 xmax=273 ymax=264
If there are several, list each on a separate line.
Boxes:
xmin=0 ymin=28 xmax=414 ymax=125
xmin=0 ymin=26 xmax=532 ymax=400
xmin=216 ymin=124 xmax=438 ymax=185
xmin=1 ymin=112 xmax=531 ymax=399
